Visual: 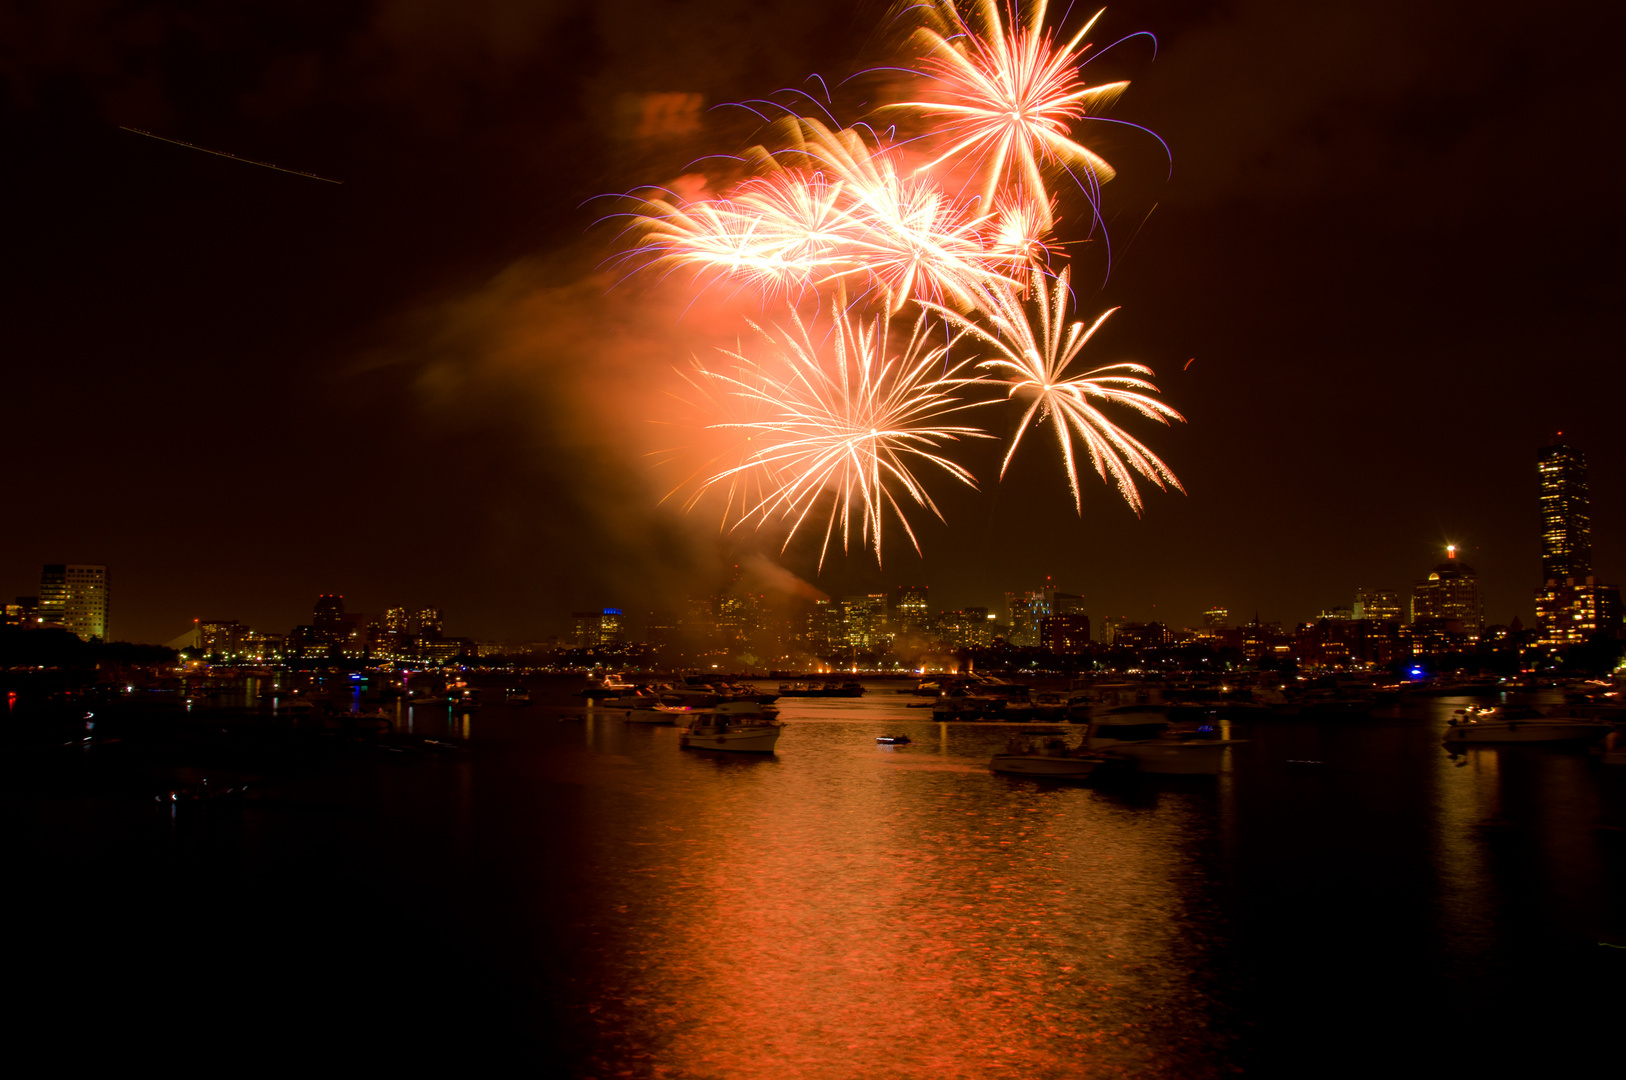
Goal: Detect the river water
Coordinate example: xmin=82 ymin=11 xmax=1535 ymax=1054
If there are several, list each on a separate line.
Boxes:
xmin=12 ymin=681 xmax=1624 ymax=1076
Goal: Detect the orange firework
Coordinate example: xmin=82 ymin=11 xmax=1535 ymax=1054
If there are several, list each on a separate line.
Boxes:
xmin=887 ymin=0 xmax=1129 ymax=230
xmin=926 ymin=266 xmax=1183 ymax=513
xmin=630 ymin=119 xmax=1020 ymax=312
xmin=690 ymin=305 xmax=989 ymax=566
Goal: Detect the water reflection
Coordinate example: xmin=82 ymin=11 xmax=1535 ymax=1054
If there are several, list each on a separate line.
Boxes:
xmin=568 ymin=708 xmax=1232 ymax=1078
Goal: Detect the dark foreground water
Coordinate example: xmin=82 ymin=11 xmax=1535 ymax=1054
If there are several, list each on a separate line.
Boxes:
xmin=10 ymin=683 xmax=1624 ymax=1076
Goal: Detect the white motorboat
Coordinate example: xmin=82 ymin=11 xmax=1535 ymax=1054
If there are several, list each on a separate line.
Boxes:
xmin=1443 ymin=706 xmax=1611 ymax=745
xmin=989 ymin=735 xmax=1105 ymax=779
xmin=624 ymin=704 xmax=685 ymax=725
xmin=679 ymin=701 xmax=784 ymax=753
xmin=1084 ymin=708 xmax=1244 ymax=775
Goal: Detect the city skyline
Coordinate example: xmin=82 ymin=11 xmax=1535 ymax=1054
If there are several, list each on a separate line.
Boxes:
xmin=3 ymin=0 xmax=1622 ymax=646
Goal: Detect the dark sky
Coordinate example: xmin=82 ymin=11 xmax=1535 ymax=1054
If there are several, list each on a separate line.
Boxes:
xmin=3 ymin=0 xmax=1623 ymax=645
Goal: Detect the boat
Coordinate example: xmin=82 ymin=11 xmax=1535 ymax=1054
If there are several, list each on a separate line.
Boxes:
xmin=990 ymin=735 xmax=1106 ymax=779
xmin=624 ymin=704 xmax=685 ymax=724
xmin=678 ymin=701 xmax=784 ymax=753
xmin=876 ymin=734 xmax=911 ymax=744
xmin=449 ymin=687 xmax=482 ymax=709
xmin=1442 ymin=706 xmax=1611 ymax=745
xmin=777 ymin=680 xmax=865 ymax=698
xmin=505 ymin=688 xmax=532 ymax=705
xmin=1083 ymin=707 xmax=1245 ymax=775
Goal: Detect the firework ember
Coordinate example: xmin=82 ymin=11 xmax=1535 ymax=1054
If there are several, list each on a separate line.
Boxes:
xmin=691 ymin=306 xmax=989 ymax=566
xmin=888 ymin=0 xmax=1129 ymax=231
xmin=627 ymin=2 xmax=1181 ymax=563
xmin=928 ymin=267 xmax=1184 ymax=514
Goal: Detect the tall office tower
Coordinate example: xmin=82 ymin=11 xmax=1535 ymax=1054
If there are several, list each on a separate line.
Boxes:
xmin=313 ymin=594 xmax=345 ymax=632
xmin=1353 ymin=589 xmax=1403 ymax=622
xmin=382 ymin=607 xmax=410 ymax=633
xmin=39 ymin=564 xmax=109 ymax=641
xmin=1203 ymin=606 xmax=1229 ymax=631
xmin=1534 ymin=439 xmax=1621 ymax=646
xmin=1004 ymin=592 xmax=1034 ymax=645
xmin=891 ymin=585 xmax=930 ymax=634
xmin=1537 ymin=441 xmax=1591 ymax=583
xmin=841 ymin=594 xmax=887 ymax=650
xmin=1411 ymin=547 xmax=1483 ymax=632
xmin=413 ymin=608 xmax=444 ymax=639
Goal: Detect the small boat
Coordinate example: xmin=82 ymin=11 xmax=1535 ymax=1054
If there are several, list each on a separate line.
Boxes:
xmin=1084 ymin=708 xmax=1245 ymax=775
xmin=777 ymin=680 xmax=865 ymax=698
xmin=449 ymin=687 xmax=482 ymax=709
xmin=876 ymin=734 xmax=911 ymax=744
xmin=990 ymin=735 xmax=1105 ymax=779
xmin=624 ymin=704 xmax=685 ymax=724
xmin=679 ymin=701 xmax=784 ymax=753
xmin=1443 ymin=707 xmax=1611 ymax=745
xmin=505 ymin=688 xmax=532 ymax=705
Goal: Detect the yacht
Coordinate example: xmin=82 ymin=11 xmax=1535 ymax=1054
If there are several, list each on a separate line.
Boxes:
xmin=1442 ymin=706 xmax=1611 ymax=745
xmin=678 ymin=701 xmax=784 ymax=753
xmin=989 ymin=734 xmax=1105 ymax=779
xmin=1084 ymin=707 xmax=1245 ymax=775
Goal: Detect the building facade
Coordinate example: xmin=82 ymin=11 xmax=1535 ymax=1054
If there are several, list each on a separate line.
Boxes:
xmin=1412 ymin=552 xmax=1482 ymax=634
xmin=39 ymin=564 xmax=108 ymax=641
xmin=1538 ymin=441 xmax=1591 ymax=582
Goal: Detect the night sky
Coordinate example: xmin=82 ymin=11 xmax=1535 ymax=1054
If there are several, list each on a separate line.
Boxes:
xmin=4 ymin=0 xmax=1623 ymax=645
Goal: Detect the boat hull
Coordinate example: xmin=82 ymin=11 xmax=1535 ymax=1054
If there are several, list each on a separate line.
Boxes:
xmin=1095 ymin=741 xmax=1236 ymax=775
xmin=680 ymin=725 xmax=782 ymax=752
xmin=1443 ymin=722 xmax=1610 ymax=745
xmin=989 ymin=754 xmax=1101 ymax=778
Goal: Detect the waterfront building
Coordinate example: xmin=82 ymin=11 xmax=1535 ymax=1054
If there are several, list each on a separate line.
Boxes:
xmin=933 ymin=607 xmax=994 ymax=649
xmin=1538 ymin=441 xmax=1591 ymax=581
xmin=4 ymin=596 xmax=40 ymax=628
xmin=199 ymin=619 xmax=247 ymax=661
xmin=1535 ymin=579 xmax=1622 ymax=648
xmin=572 ymin=609 xmax=625 ymax=649
xmin=1353 ymin=589 xmax=1403 ymax=622
xmin=1411 ymin=548 xmax=1483 ymax=634
xmin=1039 ymin=614 xmax=1092 ymax=654
xmin=840 ymin=594 xmax=887 ymax=650
xmin=38 ymin=564 xmax=108 ymax=641
xmin=891 ymin=585 xmax=930 ymax=634
xmin=313 ymin=594 xmax=345 ymax=634
xmin=1533 ymin=440 xmax=1621 ymax=647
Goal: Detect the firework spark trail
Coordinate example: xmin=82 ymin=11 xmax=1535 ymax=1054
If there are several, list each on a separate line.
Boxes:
xmin=629 ymin=120 xmax=1022 ymax=312
xmin=693 ymin=306 xmax=990 ymax=567
xmin=925 ymin=266 xmax=1184 ymax=514
xmin=622 ymin=2 xmax=1183 ymax=561
xmin=884 ymin=0 xmax=1127 ymax=231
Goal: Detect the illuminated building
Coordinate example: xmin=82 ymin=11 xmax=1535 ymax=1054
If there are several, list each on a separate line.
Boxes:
xmin=4 ymin=597 xmax=39 ymax=628
xmin=933 ymin=608 xmax=993 ymax=648
xmin=1039 ymin=614 xmax=1091 ymax=654
xmin=1203 ymin=606 xmax=1228 ymax=631
xmin=199 ymin=620 xmax=246 ymax=660
xmin=891 ymin=585 xmax=930 ymax=634
xmin=1538 ymin=441 xmax=1590 ymax=582
xmin=1533 ymin=440 xmax=1621 ymax=647
xmin=1534 ymin=581 xmax=1621 ymax=647
xmin=413 ymin=609 xmax=444 ymax=639
xmin=1353 ymin=589 xmax=1402 ymax=622
xmin=841 ymin=594 xmax=887 ymax=650
xmin=1411 ymin=548 xmax=1482 ymax=634
xmin=1003 ymin=592 xmax=1033 ymax=645
xmin=38 ymin=564 xmax=108 ymax=641
xmin=382 ymin=608 xmax=410 ymax=634
xmin=572 ymin=609 xmax=625 ymax=649
xmin=806 ymin=600 xmax=844 ymax=654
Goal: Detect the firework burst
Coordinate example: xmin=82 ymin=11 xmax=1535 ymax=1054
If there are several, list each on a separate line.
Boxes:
xmin=927 ymin=267 xmax=1184 ymax=513
xmin=887 ymin=0 xmax=1129 ymax=231
xmin=691 ymin=306 xmax=989 ymax=566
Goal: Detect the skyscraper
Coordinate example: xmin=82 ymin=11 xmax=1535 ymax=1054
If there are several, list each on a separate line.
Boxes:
xmin=1537 ymin=441 xmax=1590 ymax=583
xmin=891 ymin=585 xmax=930 ymax=634
xmin=1411 ymin=547 xmax=1482 ymax=632
xmin=1534 ymin=439 xmax=1621 ymax=647
xmin=39 ymin=564 xmax=108 ymax=641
